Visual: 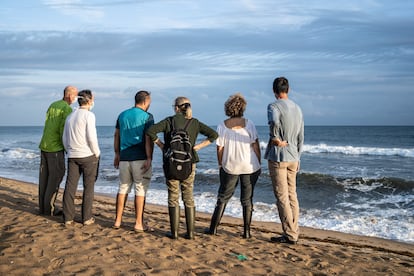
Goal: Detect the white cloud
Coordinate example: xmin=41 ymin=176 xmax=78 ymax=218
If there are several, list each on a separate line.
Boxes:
xmin=1 ymin=0 xmax=413 ymax=125
xmin=42 ymin=0 xmax=105 ymax=21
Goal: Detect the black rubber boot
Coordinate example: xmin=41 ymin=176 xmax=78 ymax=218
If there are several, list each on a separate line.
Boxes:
xmin=242 ymin=206 xmax=252 ymax=239
xmin=167 ymin=206 xmax=179 ymax=239
xmin=206 ymin=203 xmax=226 ymax=235
xmin=184 ymin=206 xmax=195 ymax=240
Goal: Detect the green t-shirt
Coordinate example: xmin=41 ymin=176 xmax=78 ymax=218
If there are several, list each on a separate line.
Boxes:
xmin=39 ymin=100 xmax=73 ymax=152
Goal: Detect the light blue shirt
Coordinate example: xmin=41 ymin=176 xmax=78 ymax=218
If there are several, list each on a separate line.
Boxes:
xmin=264 ymin=98 xmax=304 ymax=162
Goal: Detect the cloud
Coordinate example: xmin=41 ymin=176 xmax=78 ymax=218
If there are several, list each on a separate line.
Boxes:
xmin=37 ymin=0 xmax=321 ymax=33
xmin=1 ymin=1 xmax=413 ymax=125
xmin=42 ymin=0 xmax=105 ymax=21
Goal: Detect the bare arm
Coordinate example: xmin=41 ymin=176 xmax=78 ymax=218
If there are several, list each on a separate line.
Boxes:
xmin=272 ymin=138 xmax=288 ymax=147
xmin=113 ymin=128 xmax=120 ymax=169
xmin=216 ymin=145 xmax=224 ymax=167
xmin=193 ymin=139 xmax=211 ymax=151
xmin=153 ymin=137 xmax=165 ymax=150
xmin=142 ymin=134 xmax=154 ymax=172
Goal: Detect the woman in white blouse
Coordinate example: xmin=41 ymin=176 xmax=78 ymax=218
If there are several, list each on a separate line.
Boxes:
xmin=206 ymin=93 xmax=261 ymax=238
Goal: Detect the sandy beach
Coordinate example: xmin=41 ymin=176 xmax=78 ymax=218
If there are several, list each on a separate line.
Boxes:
xmin=0 ymin=177 xmax=413 ymax=275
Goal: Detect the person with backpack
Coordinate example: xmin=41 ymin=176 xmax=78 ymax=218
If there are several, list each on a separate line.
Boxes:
xmin=205 ymin=93 xmax=261 ymax=239
xmin=146 ymin=96 xmax=218 ymax=239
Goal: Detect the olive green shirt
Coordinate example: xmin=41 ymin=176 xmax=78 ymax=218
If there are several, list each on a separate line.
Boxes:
xmin=146 ymin=113 xmax=218 ymax=163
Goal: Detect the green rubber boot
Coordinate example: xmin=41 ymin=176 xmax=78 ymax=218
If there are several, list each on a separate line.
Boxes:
xmin=168 ymin=206 xmax=180 ymax=239
xmin=185 ymin=206 xmax=195 ymax=240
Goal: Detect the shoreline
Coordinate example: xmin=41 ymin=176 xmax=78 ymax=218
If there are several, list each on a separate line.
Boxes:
xmin=1 ymin=176 xmax=413 ymax=275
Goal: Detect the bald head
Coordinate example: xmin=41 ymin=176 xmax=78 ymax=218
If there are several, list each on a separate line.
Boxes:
xmin=63 ymin=85 xmax=78 ymax=104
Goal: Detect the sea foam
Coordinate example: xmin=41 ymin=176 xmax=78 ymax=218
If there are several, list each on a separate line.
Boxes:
xmin=303 ymin=144 xmax=414 ymax=158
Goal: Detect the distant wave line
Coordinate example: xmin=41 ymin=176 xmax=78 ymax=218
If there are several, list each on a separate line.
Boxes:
xmin=303 ymin=144 xmax=414 ymax=158
xmin=3 ymin=142 xmax=414 ymax=160
xmin=258 ymin=141 xmax=414 ymax=158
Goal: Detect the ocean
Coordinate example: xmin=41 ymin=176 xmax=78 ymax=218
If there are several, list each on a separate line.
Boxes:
xmin=1 ymin=125 xmax=413 ymax=244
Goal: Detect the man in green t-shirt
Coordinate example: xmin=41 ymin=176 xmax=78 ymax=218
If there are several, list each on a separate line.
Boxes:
xmin=39 ymin=85 xmax=78 ymax=216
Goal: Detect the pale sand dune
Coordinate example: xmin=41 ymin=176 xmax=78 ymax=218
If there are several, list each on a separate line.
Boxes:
xmin=0 ymin=177 xmax=413 ymax=275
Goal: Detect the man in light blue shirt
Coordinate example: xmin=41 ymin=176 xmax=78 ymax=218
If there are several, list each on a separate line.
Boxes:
xmin=265 ymin=76 xmax=304 ymax=245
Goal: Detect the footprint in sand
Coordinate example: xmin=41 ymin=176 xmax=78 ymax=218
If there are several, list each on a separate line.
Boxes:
xmin=114 ymin=255 xmax=128 ymax=262
xmin=48 ymin=257 xmax=64 ymax=269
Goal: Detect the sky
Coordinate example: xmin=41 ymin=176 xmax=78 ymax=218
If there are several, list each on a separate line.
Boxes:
xmin=1 ymin=0 xmax=413 ymax=126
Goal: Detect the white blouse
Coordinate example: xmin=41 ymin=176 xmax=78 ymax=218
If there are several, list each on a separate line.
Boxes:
xmin=216 ymin=119 xmax=261 ymax=175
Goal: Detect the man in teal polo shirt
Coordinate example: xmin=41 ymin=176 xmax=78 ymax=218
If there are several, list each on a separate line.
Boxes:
xmin=113 ymin=90 xmax=154 ymax=231
xmin=39 ymin=85 xmax=78 ymax=216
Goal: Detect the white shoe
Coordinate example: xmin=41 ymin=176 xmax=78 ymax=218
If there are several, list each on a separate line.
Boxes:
xmin=64 ymin=220 xmax=74 ymax=226
xmin=83 ymin=217 xmax=95 ymax=226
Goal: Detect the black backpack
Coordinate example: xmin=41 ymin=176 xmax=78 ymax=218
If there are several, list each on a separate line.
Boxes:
xmin=163 ymin=118 xmax=193 ymax=180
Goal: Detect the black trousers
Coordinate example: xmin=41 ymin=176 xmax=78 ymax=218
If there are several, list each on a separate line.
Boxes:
xmin=216 ymin=168 xmax=261 ymax=207
xmin=38 ymin=150 xmax=65 ymax=215
xmin=63 ymin=155 xmax=99 ymax=222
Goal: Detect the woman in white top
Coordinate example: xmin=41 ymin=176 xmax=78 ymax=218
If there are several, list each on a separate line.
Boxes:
xmin=62 ymin=90 xmax=100 ymax=226
xmin=206 ymin=93 xmax=261 ymax=238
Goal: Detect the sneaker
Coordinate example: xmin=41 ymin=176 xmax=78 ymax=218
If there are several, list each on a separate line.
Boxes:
xmin=83 ymin=217 xmax=95 ymax=226
xmin=64 ymin=220 xmax=74 ymax=226
xmin=270 ymin=236 xmax=297 ymax=245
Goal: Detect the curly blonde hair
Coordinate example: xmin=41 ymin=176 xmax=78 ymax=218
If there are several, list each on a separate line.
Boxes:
xmin=224 ymin=93 xmax=246 ymax=118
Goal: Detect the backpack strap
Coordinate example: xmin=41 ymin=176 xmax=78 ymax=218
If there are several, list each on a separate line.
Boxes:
xmin=168 ymin=116 xmax=174 ymax=132
xmin=183 ymin=118 xmax=193 ymax=130
xmin=169 ymin=117 xmax=192 ymax=131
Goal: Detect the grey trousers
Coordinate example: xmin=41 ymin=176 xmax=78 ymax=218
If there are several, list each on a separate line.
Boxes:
xmin=38 ymin=150 xmax=65 ymax=215
xmin=63 ymin=155 xmax=99 ymax=222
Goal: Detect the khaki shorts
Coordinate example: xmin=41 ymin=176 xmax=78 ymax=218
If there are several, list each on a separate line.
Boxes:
xmin=118 ymin=160 xmax=152 ymax=196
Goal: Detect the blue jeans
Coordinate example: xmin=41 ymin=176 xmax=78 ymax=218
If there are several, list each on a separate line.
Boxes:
xmin=216 ymin=168 xmax=261 ymax=208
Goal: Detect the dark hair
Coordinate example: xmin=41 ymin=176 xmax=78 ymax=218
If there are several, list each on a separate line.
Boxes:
xmin=77 ymin=90 xmax=93 ymax=106
xmin=224 ymin=93 xmax=246 ymax=118
xmin=135 ymin=90 xmax=150 ymax=104
xmin=273 ymin=77 xmax=289 ymax=95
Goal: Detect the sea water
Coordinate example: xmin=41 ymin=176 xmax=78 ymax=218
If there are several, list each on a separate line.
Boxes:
xmin=1 ymin=125 xmax=413 ymax=243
